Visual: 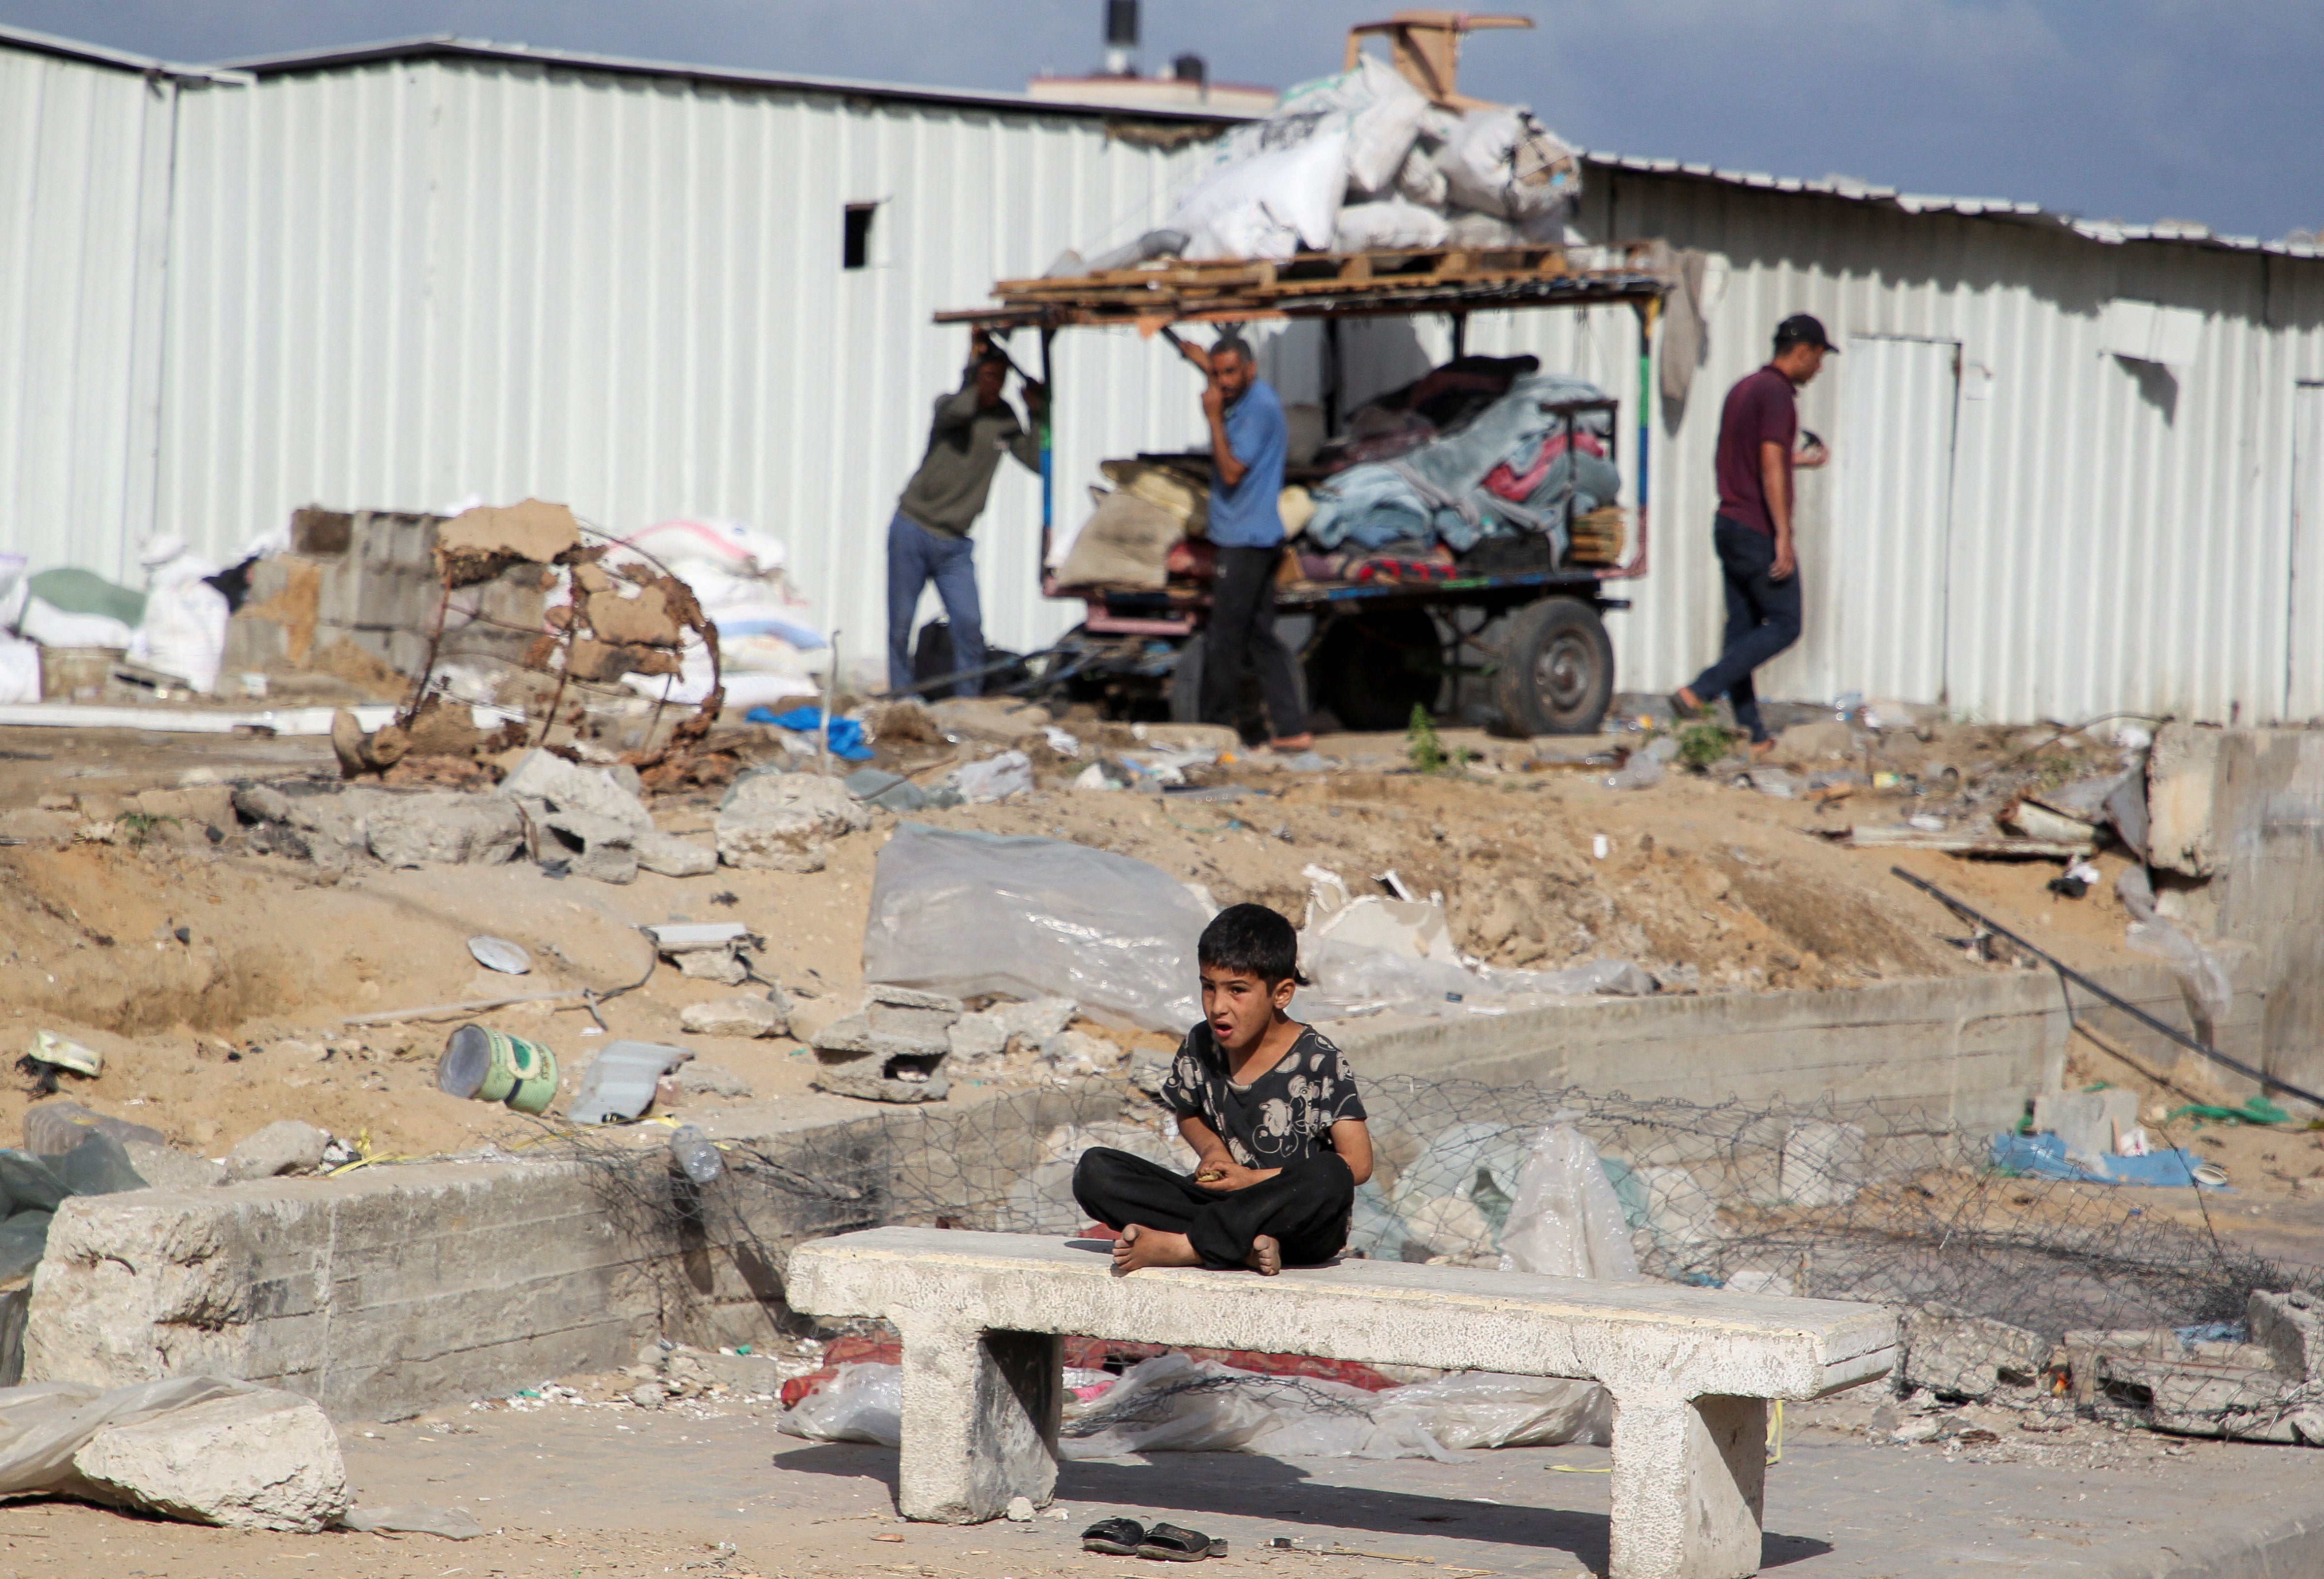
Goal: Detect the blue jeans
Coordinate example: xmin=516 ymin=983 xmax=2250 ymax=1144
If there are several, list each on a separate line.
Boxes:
xmin=1686 ymin=518 xmax=1802 ymax=743
xmin=886 ymin=512 xmax=984 ymax=696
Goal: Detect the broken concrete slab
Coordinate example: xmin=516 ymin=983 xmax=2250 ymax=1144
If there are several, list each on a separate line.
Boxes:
xmin=2146 ymin=721 xmax=2225 ymax=878
xmin=72 ymin=1386 xmax=351 ymax=1532
xmin=498 ymin=748 xmax=653 ymax=834
xmin=675 ymin=950 xmax=748 ymax=986
xmin=811 ymin=1063 xmax=950 ymax=1104
xmin=948 ymin=1013 xmax=1009 ymax=1062
xmin=1900 ymin=1305 xmax=2047 ymax=1401
xmin=716 ymin=772 xmax=872 ymax=873
xmin=2250 ymin=1289 xmax=2324 ymax=1382
xmin=989 ymin=998 xmax=1078 ymax=1047
xmin=365 ymin=792 xmax=525 ymax=868
xmin=225 ymin=1120 xmax=330 ymax=1182
xmin=634 ymin=828 xmax=716 ymax=878
xmin=670 ymin=1063 xmax=754 ymax=1099
xmin=1038 ymin=1030 xmax=1120 ymax=1075
xmin=122 ymin=1141 xmax=225 ymax=1191
xmin=679 ymin=997 xmax=788 ymax=1039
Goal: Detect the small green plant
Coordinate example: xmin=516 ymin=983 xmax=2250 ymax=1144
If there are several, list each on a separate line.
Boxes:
xmin=115 ymin=811 xmax=177 ymax=848
xmin=1673 ymin=720 xmax=1740 ymax=769
xmin=1405 ymin=704 xmax=1473 ymax=775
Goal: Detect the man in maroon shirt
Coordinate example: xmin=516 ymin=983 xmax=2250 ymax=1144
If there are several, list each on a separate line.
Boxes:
xmin=1674 ymin=314 xmax=1835 ymax=751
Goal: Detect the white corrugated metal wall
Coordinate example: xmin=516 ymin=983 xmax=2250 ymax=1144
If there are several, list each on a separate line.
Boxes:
xmin=12 ymin=33 xmax=2324 ymax=722
xmin=0 ymin=44 xmax=175 ymax=585
xmin=153 ymin=55 xmax=1213 ymax=663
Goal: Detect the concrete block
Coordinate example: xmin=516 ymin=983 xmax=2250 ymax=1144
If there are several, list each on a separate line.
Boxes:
xmin=2250 ymin=1289 xmax=2324 ymax=1381
xmin=989 ymin=998 xmax=1078 ymax=1046
xmin=949 ymin=1014 xmax=1010 ymax=1061
xmin=790 ymin=1227 xmax=1894 ymax=1574
xmin=674 ymin=949 xmax=747 ymax=985
xmin=542 ymin=811 xmax=640 ymax=884
xmin=671 ymin=1063 xmax=754 ymax=1099
xmin=2147 ymin=722 xmax=2226 ymax=878
xmin=1778 ymin=1120 xmax=1864 ymax=1206
xmin=364 ymin=792 xmax=524 ymax=868
xmin=716 ymin=774 xmax=872 ymax=873
xmin=226 ymin=1120 xmax=330 ymax=1182
xmin=814 ymin=1064 xmax=950 ymax=1104
xmin=499 ymin=749 xmax=652 ymax=833
xmin=132 ymin=785 xmax=236 ymax=829
xmin=635 ymin=829 xmax=716 ymax=878
xmin=1900 ymin=1305 xmax=2047 ymax=1400
xmin=2033 ymin=1087 xmax=2139 ymax=1160
xmin=680 ymin=997 xmax=787 ymax=1038
xmin=123 ymin=1142 xmax=226 ymax=1191
xmin=290 ymin=508 xmax=355 ymax=558
xmin=72 ymin=1387 xmax=351 ymax=1532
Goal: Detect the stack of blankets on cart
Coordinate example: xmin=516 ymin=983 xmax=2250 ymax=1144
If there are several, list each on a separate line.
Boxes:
xmin=1301 ymin=357 xmax=1621 ymax=565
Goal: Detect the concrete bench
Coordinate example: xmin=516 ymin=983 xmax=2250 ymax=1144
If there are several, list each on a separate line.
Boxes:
xmin=787 ymin=1228 xmax=1895 ymax=1579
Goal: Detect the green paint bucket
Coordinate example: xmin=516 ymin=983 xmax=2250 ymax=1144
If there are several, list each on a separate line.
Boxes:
xmin=438 ymin=1024 xmax=560 ymax=1114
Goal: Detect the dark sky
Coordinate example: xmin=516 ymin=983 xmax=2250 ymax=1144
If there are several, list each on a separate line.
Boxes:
xmin=10 ymin=0 xmax=2319 ymax=240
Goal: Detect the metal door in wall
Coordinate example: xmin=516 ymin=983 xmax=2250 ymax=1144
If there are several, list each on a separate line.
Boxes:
xmin=1780 ymin=335 xmax=1961 ymax=708
xmin=2288 ymin=384 xmax=2324 ymax=720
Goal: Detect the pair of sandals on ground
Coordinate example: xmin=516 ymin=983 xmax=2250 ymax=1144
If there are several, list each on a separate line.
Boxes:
xmin=1082 ymin=1516 xmax=1228 ymax=1561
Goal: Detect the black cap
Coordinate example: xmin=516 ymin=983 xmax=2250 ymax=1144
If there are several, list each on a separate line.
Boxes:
xmin=1774 ymin=313 xmax=1837 ymax=353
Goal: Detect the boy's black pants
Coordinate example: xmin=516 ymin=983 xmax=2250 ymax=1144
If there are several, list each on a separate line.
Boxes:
xmin=1071 ymin=1147 xmax=1353 ymax=1268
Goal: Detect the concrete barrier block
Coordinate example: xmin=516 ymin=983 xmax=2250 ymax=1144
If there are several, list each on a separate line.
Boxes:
xmin=73 ymin=1387 xmax=351 ymax=1532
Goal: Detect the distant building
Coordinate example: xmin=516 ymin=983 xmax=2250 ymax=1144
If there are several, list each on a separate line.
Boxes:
xmin=5 ymin=23 xmax=2324 ymax=722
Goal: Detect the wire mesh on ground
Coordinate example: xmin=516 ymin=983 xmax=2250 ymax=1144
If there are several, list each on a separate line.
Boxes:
xmin=524 ymin=1075 xmax=2321 ymax=1434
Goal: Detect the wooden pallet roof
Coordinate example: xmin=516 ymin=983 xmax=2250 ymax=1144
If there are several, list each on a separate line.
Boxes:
xmin=936 ymin=240 xmax=1670 ymax=330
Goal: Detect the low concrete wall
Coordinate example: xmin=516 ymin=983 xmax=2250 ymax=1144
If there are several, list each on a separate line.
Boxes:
xmin=1332 ymin=960 xmax=2253 ymax=1135
xmin=26 ymin=1086 xmax=1131 ymax=1420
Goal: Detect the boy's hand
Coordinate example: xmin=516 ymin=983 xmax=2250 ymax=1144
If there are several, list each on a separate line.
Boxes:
xmin=1194 ymin=1159 xmax=1278 ymax=1192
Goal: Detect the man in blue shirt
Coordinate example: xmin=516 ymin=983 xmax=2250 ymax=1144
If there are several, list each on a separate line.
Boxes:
xmin=1174 ymin=330 xmax=1310 ymax=748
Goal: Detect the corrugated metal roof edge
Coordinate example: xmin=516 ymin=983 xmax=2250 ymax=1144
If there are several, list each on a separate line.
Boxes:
xmin=0 ymin=21 xmax=250 ymax=82
xmin=1584 ymin=152 xmax=2324 ymax=263
xmin=207 ymin=33 xmax=1247 ymax=125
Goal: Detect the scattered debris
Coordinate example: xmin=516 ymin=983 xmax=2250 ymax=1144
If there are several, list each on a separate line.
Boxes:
xmin=679 ymin=995 xmax=790 ymax=1039
xmin=435 ymin=1026 xmax=561 ymax=1116
xmin=568 ymin=1040 xmax=691 ymax=1125
xmin=466 ymin=935 xmax=532 ymax=975
xmin=812 ymin=986 xmax=962 ymax=1103
xmin=27 ymin=1030 xmax=100 ymax=1079
xmin=225 ymin=1119 xmax=333 ymax=1181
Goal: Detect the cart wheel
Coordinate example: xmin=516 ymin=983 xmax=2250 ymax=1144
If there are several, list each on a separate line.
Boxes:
xmin=1494 ymin=597 xmax=1614 ymax=736
xmin=1313 ymin=609 xmax=1442 ymax=733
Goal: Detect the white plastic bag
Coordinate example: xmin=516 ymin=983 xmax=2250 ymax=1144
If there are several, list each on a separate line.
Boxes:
xmin=1392 ymin=144 xmax=1449 ymax=208
xmin=1433 ymin=106 xmax=1582 ymax=222
xmin=1371 ymin=1371 xmax=1611 ymax=1448
xmin=861 ymin=822 xmax=1211 ymax=1032
xmin=127 ymin=537 xmax=227 ymax=693
xmin=1335 ymin=197 xmax=1451 ymax=252
xmin=0 ymin=633 xmax=39 ymax=704
xmin=1174 ymin=130 xmax=1350 ymax=262
xmin=1497 ymin=1119 xmax=1641 ymax=1281
xmin=775 ymin=1362 xmax=900 ymax=1446
xmin=952 ymin=750 xmax=1034 ymax=803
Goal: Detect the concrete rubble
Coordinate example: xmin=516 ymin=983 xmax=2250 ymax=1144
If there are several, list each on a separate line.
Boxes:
xmin=679 ymin=994 xmax=789 ymax=1039
xmin=224 ymin=1119 xmax=332 ymax=1182
xmin=716 ymin=770 xmax=874 ymax=872
xmin=1898 ymin=1306 xmax=2048 ymax=1401
xmin=812 ymin=985 xmax=962 ymax=1102
xmin=72 ymin=1387 xmax=351 ymax=1532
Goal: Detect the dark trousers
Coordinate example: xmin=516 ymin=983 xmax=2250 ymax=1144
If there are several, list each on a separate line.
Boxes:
xmin=1202 ymin=546 xmax=1306 ymax=739
xmin=886 ymin=511 xmax=984 ymax=696
xmin=1072 ymin=1147 xmax=1353 ymax=1268
xmin=1686 ymin=517 xmax=1803 ymax=743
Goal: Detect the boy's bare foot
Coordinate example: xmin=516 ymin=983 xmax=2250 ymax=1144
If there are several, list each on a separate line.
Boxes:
xmin=1672 ymin=687 xmax=1704 ymax=716
xmin=1268 ymin=734 xmax=1315 ymax=752
xmin=1245 ymin=1235 xmax=1282 ymax=1276
xmin=1748 ymin=737 xmax=1777 ymax=758
xmin=1111 ymin=1223 xmax=1201 ymax=1276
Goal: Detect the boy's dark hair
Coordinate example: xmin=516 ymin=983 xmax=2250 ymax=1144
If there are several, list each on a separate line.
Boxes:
xmin=1198 ymin=903 xmax=1306 ymax=986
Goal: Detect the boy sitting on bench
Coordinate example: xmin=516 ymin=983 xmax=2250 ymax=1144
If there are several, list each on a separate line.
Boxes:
xmin=1073 ymin=903 xmax=1373 ymax=1276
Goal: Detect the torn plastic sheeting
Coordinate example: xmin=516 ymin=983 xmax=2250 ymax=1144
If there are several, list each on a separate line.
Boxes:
xmin=0 ymin=704 xmax=397 ymax=734
xmin=747 ymin=705 xmax=872 ymax=761
xmin=952 ymin=750 xmax=1034 ymax=803
xmin=778 ymin=1353 xmax=1607 ymax=1461
xmin=1990 ymin=1131 xmax=2222 ymax=1189
xmin=861 ymin=822 xmax=1211 ymax=1033
xmin=1496 ymin=1120 xmax=1642 ymax=1281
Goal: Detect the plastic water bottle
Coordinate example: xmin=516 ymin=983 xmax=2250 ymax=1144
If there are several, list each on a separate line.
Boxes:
xmin=670 ymin=1125 xmax=723 ymax=1185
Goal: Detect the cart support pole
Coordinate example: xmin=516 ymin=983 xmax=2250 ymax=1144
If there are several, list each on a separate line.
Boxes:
xmin=1038 ymin=327 xmax=1056 ymax=577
